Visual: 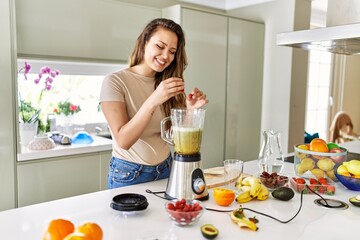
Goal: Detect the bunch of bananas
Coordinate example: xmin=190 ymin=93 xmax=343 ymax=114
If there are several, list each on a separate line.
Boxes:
xmin=235 ymin=175 xmax=269 ymax=203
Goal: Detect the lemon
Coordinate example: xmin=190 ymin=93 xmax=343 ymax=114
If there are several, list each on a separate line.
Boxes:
xmin=296 ymin=152 xmax=308 ymax=160
xmin=337 ymin=164 xmax=350 ymax=176
xmin=317 ymin=158 xmax=335 ymax=171
xmin=296 ymin=164 xmax=307 ymax=175
xmin=326 ymin=169 xmax=336 ymax=181
xmin=300 ymin=158 xmax=315 ymax=171
xmin=346 ymin=160 xmax=360 ymax=175
xmin=311 ymin=168 xmax=325 ymax=178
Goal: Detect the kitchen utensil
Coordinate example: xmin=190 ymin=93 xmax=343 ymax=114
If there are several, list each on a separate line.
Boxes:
xmin=161 ymin=108 xmax=208 ymax=200
xmin=258 ymin=130 xmax=284 ymax=174
xmin=60 ymin=135 xmax=72 ymax=145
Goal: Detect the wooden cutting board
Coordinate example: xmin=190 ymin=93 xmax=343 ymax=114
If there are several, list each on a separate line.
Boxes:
xmin=204 ymin=166 xmax=250 ymax=189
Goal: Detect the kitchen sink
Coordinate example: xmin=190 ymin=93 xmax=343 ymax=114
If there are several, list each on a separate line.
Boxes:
xmin=97 ymin=132 xmax=112 ymax=139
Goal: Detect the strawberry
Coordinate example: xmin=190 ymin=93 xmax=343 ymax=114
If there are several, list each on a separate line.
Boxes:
xmin=309 ymin=178 xmax=318 ymax=185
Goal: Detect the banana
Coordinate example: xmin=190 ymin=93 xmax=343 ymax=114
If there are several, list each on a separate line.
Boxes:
xmin=230 ymin=209 xmax=259 ymax=231
xmin=245 ymin=176 xmax=262 ymax=198
xmin=235 ymin=190 xmax=253 ymax=203
xmin=256 ymin=184 xmax=269 ymax=201
xmin=241 ymin=186 xmax=251 ymax=192
xmin=241 ymin=176 xmax=252 ymax=186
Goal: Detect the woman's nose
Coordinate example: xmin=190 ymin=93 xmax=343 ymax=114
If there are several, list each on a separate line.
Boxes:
xmin=162 ymin=51 xmax=168 ymax=59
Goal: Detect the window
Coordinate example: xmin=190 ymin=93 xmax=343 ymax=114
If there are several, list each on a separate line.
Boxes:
xmin=305 ymin=51 xmax=332 ymax=140
xmin=18 ymin=59 xmax=126 ymax=132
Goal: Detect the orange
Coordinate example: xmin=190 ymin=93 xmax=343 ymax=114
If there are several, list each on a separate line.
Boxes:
xmin=63 ymin=233 xmax=91 ymax=240
xmin=42 ymin=219 xmax=75 ymax=240
xmin=213 ymin=187 xmax=235 ymax=207
xmin=310 ymin=138 xmax=326 ymax=145
xmin=310 ymin=140 xmax=329 ymax=153
xmin=75 ymin=222 xmax=103 ymax=240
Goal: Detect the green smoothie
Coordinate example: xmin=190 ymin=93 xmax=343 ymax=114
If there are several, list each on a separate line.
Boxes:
xmin=173 ymin=127 xmax=202 ymax=154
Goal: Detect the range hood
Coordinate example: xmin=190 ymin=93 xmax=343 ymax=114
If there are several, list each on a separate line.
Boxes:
xmin=277 ymin=22 xmax=360 ymax=55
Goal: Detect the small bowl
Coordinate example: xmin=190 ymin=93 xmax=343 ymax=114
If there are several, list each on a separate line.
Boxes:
xmin=164 ymin=199 xmax=204 ymax=226
xmin=28 ymin=134 xmax=56 ymax=150
xmin=258 ymin=172 xmax=289 ymax=191
xmin=335 ymin=172 xmax=360 ymax=191
xmin=294 ymin=144 xmax=347 ymax=181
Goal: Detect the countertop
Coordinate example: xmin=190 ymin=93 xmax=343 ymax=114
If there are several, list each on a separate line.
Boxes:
xmin=1 ymin=160 xmax=359 ymax=239
xmin=18 ymin=135 xmax=112 ymax=161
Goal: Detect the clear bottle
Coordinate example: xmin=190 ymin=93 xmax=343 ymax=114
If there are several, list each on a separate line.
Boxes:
xmin=258 ymin=130 xmax=284 ymax=173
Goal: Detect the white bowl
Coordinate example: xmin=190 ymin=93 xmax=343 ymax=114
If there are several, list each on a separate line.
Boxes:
xmin=28 ymin=134 xmax=56 ymax=150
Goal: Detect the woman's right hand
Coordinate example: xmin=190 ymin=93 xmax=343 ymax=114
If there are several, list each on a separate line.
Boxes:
xmin=149 ymin=77 xmax=184 ymax=106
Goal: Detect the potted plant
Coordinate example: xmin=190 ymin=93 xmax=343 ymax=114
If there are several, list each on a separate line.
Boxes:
xmin=18 ymin=61 xmax=60 ymax=146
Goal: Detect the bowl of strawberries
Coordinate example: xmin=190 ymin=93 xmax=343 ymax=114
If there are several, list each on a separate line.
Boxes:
xmin=165 ymin=198 xmax=204 ymax=226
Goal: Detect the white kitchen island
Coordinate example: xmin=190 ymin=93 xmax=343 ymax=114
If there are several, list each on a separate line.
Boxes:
xmin=1 ymin=159 xmax=359 ymax=239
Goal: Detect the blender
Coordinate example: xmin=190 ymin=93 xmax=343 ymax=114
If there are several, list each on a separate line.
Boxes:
xmin=161 ymin=108 xmax=209 ymax=200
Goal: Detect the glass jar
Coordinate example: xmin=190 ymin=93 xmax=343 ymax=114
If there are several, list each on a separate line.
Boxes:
xmin=258 ymin=130 xmax=284 ymax=173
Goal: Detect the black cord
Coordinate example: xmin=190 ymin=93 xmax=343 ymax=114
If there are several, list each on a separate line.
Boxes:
xmin=148 ymin=184 xmax=337 ymax=223
xmin=145 ymin=189 xmax=172 ymax=200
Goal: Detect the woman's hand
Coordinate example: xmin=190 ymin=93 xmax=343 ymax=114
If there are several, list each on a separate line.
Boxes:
xmin=186 ymin=88 xmax=209 ymax=109
xmin=149 ymin=77 xmax=185 ymax=107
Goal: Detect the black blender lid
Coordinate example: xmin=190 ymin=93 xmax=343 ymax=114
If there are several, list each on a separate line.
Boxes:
xmin=110 ymin=193 xmax=149 ymax=212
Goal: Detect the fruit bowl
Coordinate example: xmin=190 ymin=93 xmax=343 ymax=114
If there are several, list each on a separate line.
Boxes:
xmin=165 ymin=199 xmax=204 ymax=226
xmin=335 ymin=160 xmax=360 ymax=191
xmin=294 ymin=144 xmax=347 ymax=181
xmin=336 ymin=173 xmax=360 ymax=191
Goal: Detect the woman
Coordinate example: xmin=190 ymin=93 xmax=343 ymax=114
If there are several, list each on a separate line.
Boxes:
xmin=100 ymin=18 xmax=209 ymax=188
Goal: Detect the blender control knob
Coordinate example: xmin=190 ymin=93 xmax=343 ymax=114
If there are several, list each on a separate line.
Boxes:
xmin=193 ymin=178 xmax=205 ymax=193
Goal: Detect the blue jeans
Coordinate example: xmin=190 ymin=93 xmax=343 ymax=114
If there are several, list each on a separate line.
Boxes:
xmin=107 ymin=154 xmax=172 ymax=189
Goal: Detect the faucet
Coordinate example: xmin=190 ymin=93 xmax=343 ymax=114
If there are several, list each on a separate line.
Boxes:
xmin=95 ymin=126 xmax=103 ymax=134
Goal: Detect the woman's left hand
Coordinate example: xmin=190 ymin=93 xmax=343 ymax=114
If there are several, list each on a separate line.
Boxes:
xmin=186 ymin=88 xmax=209 ymax=109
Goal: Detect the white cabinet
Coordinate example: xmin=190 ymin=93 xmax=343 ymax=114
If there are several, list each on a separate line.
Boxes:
xmin=100 ymin=151 xmax=112 ymax=190
xmin=15 ymin=0 xmax=160 ymax=61
xmin=225 ymin=18 xmax=264 ymax=161
xmin=179 ymin=8 xmax=228 ymax=168
xmin=0 ymin=0 xmax=17 ymax=211
xmin=163 ymin=6 xmax=264 ymax=167
xmin=17 ymin=151 xmax=112 ymax=207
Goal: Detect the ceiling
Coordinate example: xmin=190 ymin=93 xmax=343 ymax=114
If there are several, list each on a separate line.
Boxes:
xmin=177 ymin=0 xmax=276 ymax=10
xmin=117 ymin=0 xmax=327 ymax=13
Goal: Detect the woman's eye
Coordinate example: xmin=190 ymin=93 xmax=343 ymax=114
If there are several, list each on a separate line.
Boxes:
xmin=170 ymin=51 xmax=176 ymax=55
xmin=156 ymin=44 xmax=164 ymax=49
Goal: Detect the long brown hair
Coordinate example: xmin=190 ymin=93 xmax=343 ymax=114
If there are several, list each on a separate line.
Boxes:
xmin=129 ymin=18 xmax=187 ymax=116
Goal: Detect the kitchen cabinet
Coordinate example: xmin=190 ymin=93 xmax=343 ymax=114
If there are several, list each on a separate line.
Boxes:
xmin=100 ymin=151 xmax=112 ymax=190
xmin=163 ymin=6 xmax=264 ymax=167
xmin=225 ymin=18 xmax=264 ymax=161
xmin=15 ymin=0 xmax=161 ymax=62
xmin=17 ymin=150 xmax=112 ymax=207
xmin=0 ymin=0 xmax=17 ymax=211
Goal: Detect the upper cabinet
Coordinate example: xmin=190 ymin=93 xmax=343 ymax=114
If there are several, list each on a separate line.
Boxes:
xmin=163 ymin=5 xmax=264 ymax=167
xmin=15 ymin=0 xmax=161 ymax=62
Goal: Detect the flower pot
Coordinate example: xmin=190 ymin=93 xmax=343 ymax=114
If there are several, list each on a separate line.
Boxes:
xmin=56 ymin=113 xmax=74 ymax=135
xmin=19 ymin=122 xmax=38 ymax=147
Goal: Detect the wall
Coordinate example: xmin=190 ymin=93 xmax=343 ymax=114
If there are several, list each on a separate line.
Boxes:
xmin=227 ymin=0 xmax=311 ymax=152
xmin=343 ymin=56 xmax=360 ymax=133
xmin=0 ymin=0 xmax=17 ymax=211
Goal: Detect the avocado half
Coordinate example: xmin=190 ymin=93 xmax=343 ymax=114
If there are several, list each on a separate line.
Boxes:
xmin=349 ymin=195 xmax=360 ymax=207
xmin=201 ymin=224 xmax=219 ymax=239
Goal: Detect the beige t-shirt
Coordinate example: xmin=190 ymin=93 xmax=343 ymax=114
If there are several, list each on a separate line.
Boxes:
xmin=99 ymin=69 xmax=170 ymax=166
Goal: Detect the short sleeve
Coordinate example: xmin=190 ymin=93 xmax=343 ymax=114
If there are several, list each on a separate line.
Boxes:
xmin=99 ymin=72 xmax=125 ymax=102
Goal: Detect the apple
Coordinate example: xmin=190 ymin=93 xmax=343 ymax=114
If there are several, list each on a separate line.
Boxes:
xmin=330 ymin=148 xmax=345 ymax=164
